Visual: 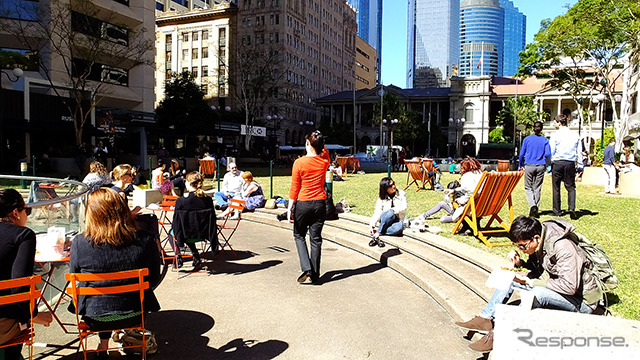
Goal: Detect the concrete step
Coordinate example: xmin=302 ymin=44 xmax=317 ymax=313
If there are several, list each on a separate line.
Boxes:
xmin=245 ymin=208 xmax=506 ymax=321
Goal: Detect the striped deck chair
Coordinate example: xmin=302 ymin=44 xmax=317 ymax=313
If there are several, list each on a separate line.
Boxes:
xmin=421 ymin=158 xmax=437 ymax=190
xmin=199 ymin=159 xmax=216 ymax=179
xmin=404 ymin=158 xmax=429 ymax=191
xmin=452 ymin=170 xmax=524 ymax=247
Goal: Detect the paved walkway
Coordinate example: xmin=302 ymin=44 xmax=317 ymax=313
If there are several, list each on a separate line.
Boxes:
xmin=29 ymin=221 xmax=480 ymax=359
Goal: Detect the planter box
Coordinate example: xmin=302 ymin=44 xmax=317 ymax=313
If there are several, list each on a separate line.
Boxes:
xmin=580 ymin=166 xmax=605 ymax=186
xmin=619 ymin=171 xmax=640 ymax=198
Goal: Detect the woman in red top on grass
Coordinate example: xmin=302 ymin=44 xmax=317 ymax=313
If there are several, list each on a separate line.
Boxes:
xmin=287 ymin=130 xmax=330 ymax=285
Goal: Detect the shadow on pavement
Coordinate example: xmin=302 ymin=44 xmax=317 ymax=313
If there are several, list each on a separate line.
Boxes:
xmin=144 ymin=310 xmax=289 ymax=359
xmin=209 ymin=260 xmax=283 ymax=276
xmin=318 ymin=263 xmax=385 ymax=284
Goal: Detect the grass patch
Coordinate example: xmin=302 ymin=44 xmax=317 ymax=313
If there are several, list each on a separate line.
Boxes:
xmin=252 ymin=168 xmax=640 ymax=320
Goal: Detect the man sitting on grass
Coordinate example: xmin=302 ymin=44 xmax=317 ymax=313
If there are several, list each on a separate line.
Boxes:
xmin=456 ymin=215 xmax=602 ymax=353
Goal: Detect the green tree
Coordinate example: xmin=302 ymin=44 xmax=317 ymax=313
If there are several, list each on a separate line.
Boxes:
xmin=156 ymin=71 xmax=215 ymax=133
xmin=372 ymin=92 xmax=421 ymax=148
xmin=494 ymin=96 xmax=546 ymax=144
xmin=517 ymin=0 xmax=640 ymax=150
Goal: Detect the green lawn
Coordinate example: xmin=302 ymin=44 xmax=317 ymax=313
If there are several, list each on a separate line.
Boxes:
xmin=252 ymin=168 xmax=640 ymax=321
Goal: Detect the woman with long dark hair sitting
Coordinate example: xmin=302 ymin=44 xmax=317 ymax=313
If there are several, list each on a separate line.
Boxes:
xmin=0 ymin=189 xmax=52 ymax=358
xmin=69 ymin=188 xmax=160 ymax=356
xmin=368 ymin=177 xmax=407 ymax=247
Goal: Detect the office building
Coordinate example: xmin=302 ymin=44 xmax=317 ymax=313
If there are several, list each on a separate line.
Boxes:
xmin=347 ymin=0 xmax=382 ymax=84
xmin=406 ymin=0 xmax=460 ymax=88
xmin=355 ymin=36 xmax=377 ymax=89
xmin=499 ymin=0 xmax=526 ymax=77
xmin=155 ymin=4 xmax=235 ymax=106
xmin=459 ymin=0 xmax=505 ymax=77
xmin=155 ymin=0 xmax=236 ymax=12
xmin=235 ymin=0 xmax=357 ymax=145
xmin=0 ymin=0 xmax=155 ymax=169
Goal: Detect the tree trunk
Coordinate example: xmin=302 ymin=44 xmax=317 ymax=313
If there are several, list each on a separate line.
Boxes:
xmin=244 ymin=111 xmax=251 ymax=152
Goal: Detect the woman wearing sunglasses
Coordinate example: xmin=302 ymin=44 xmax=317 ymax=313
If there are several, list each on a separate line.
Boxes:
xmin=0 ymin=189 xmax=52 ymax=356
xmin=368 ymin=177 xmax=407 ymax=247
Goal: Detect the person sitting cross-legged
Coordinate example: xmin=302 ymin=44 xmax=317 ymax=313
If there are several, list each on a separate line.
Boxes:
xmin=368 ymin=177 xmax=407 ymax=248
xmin=455 ymin=215 xmax=601 ymax=353
xmin=213 ymin=162 xmax=244 ymax=211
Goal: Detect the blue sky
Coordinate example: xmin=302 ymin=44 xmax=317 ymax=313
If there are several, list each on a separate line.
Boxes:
xmin=380 ymin=0 xmax=578 ymax=88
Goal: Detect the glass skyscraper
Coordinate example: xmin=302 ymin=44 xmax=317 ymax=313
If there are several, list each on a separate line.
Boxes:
xmin=459 ymin=0 xmax=504 ymax=77
xmin=406 ymin=0 xmax=460 ymax=88
xmin=348 ymin=0 xmax=382 ymax=84
xmin=499 ymin=0 xmax=526 ymax=77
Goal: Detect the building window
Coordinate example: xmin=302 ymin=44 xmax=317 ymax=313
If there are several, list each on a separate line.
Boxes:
xmin=193 ymin=32 xmax=199 ymax=41
xmin=183 ymin=32 xmax=189 ymax=41
xmin=201 ymin=84 xmax=208 ymax=95
xmin=202 ymin=66 xmax=208 ymax=77
xmin=192 ymin=66 xmax=198 ymax=76
xmin=202 ymin=47 xmax=208 ymax=58
xmin=192 ymin=48 xmax=198 ymax=59
xmin=182 ymin=49 xmax=188 ymax=59
xmin=219 ymin=28 xmax=226 ymax=46
xmin=202 ymin=30 xmax=208 ymax=40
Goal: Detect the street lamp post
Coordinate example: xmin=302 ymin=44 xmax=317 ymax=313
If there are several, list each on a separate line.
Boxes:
xmin=593 ymin=93 xmax=607 ymax=150
xmin=382 ymin=118 xmax=398 ymax=166
xmin=1 ymin=68 xmax=24 ymax=171
xmin=448 ymin=117 xmax=466 ymax=157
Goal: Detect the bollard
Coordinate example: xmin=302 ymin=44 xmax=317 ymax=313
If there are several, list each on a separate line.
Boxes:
xmin=216 ymin=158 xmax=221 ymax=191
xmin=20 ymin=162 xmax=28 ymax=189
xmin=325 ymin=170 xmax=333 ymax=196
xmin=32 ymin=155 xmax=36 ymax=176
xmin=269 ymin=160 xmax=273 ymax=199
xmin=387 ymin=164 xmax=391 ymax=178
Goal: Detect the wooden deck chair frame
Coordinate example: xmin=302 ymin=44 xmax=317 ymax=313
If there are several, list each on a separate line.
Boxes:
xmin=217 ymin=199 xmax=246 ymax=258
xmin=0 ymin=275 xmax=42 ymax=360
xmin=65 ymin=269 xmax=150 ymax=360
xmin=451 ymin=171 xmax=524 ymax=247
xmin=33 ymin=183 xmax=69 ymax=221
xmin=199 ymin=159 xmax=217 ymax=179
xmin=421 ymin=158 xmax=437 ymax=190
xmin=404 ymin=159 xmax=429 ymax=191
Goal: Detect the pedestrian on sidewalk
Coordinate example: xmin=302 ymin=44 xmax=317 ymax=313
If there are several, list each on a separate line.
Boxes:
xmin=288 ymin=131 xmax=330 ymax=285
xmin=518 ymin=121 xmax=551 ymax=218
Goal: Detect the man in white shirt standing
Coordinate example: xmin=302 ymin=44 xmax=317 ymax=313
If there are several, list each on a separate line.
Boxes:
xmin=213 ymin=162 xmax=244 ymax=210
xmin=549 ymin=115 xmax=582 ymax=220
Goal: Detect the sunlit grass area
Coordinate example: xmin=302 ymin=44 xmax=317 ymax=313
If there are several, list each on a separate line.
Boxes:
xmin=252 ymin=168 xmax=640 ymax=321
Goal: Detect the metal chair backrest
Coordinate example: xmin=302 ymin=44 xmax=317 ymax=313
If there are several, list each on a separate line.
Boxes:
xmin=65 ymin=268 xmax=150 ymax=360
xmin=0 ymin=275 xmax=42 ymax=360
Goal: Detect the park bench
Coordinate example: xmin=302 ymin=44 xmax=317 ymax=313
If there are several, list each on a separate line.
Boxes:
xmin=451 ymin=170 xmax=524 ymax=247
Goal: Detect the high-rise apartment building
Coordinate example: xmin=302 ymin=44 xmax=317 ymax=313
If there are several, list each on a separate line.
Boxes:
xmin=406 ymin=0 xmax=460 ymax=88
xmin=347 ymin=0 xmax=382 ymax=84
xmin=355 ymin=36 xmax=377 ymax=89
xmin=235 ymin=0 xmax=357 ymax=144
xmin=459 ymin=0 xmax=505 ymax=77
xmin=499 ymin=0 xmax=526 ymax=77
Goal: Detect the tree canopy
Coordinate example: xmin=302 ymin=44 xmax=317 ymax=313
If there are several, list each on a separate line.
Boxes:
xmin=156 ymin=71 xmax=215 ymax=133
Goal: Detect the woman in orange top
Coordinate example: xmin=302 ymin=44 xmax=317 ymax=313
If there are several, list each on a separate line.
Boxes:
xmin=287 ymin=130 xmax=330 ymax=284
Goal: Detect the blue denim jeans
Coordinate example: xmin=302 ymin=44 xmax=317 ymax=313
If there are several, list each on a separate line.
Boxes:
xmin=213 ymin=191 xmax=235 ymax=206
xmin=378 ymin=210 xmax=403 ymax=236
xmin=480 ymin=281 xmax=593 ymax=319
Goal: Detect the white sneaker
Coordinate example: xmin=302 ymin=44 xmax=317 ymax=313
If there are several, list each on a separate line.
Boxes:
xmin=229 ymin=214 xmax=240 ymax=220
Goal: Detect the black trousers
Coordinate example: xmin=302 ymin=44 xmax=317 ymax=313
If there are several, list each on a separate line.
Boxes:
xmin=293 ymin=200 xmax=326 ymax=275
xmin=552 ymin=160 xmax=576 ymax=214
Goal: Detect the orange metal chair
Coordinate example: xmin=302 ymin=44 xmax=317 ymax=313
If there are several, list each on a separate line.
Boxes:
xmin=217 ymin=199 xmax=246 ymax=257
xmin=404 ymin=158 xmax=429 ymax=191
xmin=65 ymin=269 xmax=150 ymax=360
xmin=0 ymin=275 xmax=42 ymax=360
xmin=451 ymin=170 xmax=524 ymax=247
xmin=199 ymin=159 xmax=217 ymax=179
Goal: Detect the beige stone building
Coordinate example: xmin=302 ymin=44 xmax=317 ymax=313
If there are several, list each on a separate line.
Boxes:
xmin=235 ymin=0 xmax=357 ymax=145
xmin=155 ymin=4 xmax=235 ymax=106
xmin=355 ymin=36 xmax=376 ymax=90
